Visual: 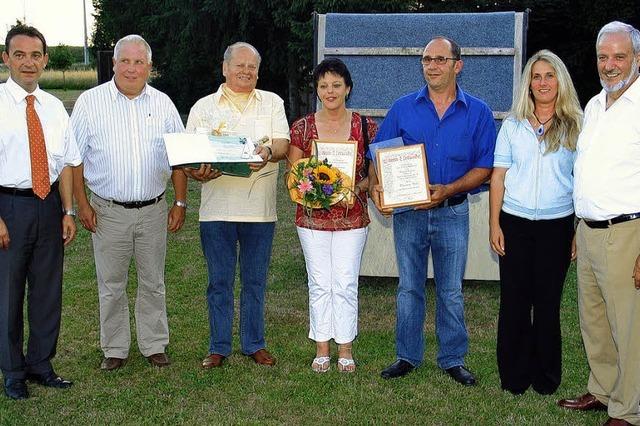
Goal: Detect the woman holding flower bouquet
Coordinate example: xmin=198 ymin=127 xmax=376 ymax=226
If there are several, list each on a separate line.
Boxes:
xmin=287 ymin=58 xmax=377 ymax=373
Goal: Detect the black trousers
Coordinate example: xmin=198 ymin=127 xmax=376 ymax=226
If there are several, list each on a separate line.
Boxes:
xmin=0 ymin=190 xmax=64 ymax=380
xmin=496 ymin=211 xmax=574 ymax=394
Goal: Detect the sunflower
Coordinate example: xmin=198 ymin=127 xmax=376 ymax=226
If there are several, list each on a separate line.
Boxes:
xmin=314 ymin=164 xmax=338 ymax=184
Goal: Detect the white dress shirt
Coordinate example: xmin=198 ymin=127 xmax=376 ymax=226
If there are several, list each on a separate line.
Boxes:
xmin=186 ymin=85 xmax=290 ymax=222
xmin=71 ymin=79 xmax=184 ymax=202
xmin=0 ymin=78 xmax=81 ymax=188
xmin=574 ymin=77 xmax=640 ymax=220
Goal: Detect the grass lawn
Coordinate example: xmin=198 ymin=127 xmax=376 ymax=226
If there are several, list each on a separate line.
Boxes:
xmin=0 ymin=176 xmax=604 ymax=425
xmin=47 ymin=89 xmax=86 ymax=113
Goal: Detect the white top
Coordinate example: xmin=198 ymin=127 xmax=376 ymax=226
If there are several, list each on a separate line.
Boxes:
xmin=574 ymin=77 xmax=640 ymax=220
xmin=186 ymin=85 xmax=290 ymax=222
xmin=71 ymin=79 xmax=185 ymax=202
xmin=0 ymin=77 xmax=81 ymax=188
xmin=494 ymin=117 xmax=575 ymax=220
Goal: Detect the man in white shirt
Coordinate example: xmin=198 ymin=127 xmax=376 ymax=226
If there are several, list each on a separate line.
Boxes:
xmin=558 ymin=21 xmax=640 ymax=426
xmin=185 ymin=42 xmax=289 ymax=368
xmin=71 ymin=35 xmax=187 ymax=371
xmin=0 ymin=25 xmax=81 ymax=400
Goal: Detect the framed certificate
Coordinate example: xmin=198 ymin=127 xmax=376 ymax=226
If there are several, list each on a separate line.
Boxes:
xmin=376 ymin=144 xmax=430 ymax=208
xmin=313 ymin=140 xmax=358 ymax=196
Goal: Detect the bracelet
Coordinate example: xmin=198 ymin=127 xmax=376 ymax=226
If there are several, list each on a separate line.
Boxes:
xmin=63 ymin=208 xmax=77 ymax=216
xmin=265 ymin=146 xmax=273 ymax=161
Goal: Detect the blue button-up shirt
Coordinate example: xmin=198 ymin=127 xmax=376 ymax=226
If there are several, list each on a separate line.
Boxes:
xmin=372 ymin=85 xmax=496 ymax=194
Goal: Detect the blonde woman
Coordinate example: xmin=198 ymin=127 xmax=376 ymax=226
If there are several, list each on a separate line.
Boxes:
xmin=489 ymin=50 xmax=582 ymax=395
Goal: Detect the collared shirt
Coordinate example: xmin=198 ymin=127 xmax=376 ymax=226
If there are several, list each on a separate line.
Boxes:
xmin=71 ymin=79 xmax=184 ymax=202
xmin=494 ymin=117 xmax=575 ymax=220
xmin=186 ymin=84 xmax=290 ymax=222
xmin=574 ymin=77 xmax=640 ymax=221
xmin=0 ymin=77 xmax=81 ymax=188
xmin=372 ymin=84 xmax=496 ymax=193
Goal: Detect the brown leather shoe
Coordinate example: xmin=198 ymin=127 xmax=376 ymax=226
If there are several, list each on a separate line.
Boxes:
xmin=249 ymin=349 xmax=276 ymax=366
xmin=603 ymin=418 xmax=632 ymax=425
xmin=202 ymin=354 xmax=225 ymax=369
xmin=101 ymin=357 xmax=126 ymax=371
xmin=557 ymin=393 xmax=607 ymax=411
xmin=147 ymin=353 xmax=171 ymax=368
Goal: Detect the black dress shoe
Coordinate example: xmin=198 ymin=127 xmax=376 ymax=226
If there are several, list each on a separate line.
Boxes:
xmin=4 ymin=378 xmax=28 ymax=400
xmin=445 ymin=365 xmax=476 ymax=386
xmin=26 ymin=371 xmax=73 ymax=389
xmin=380 ymin=359 xmax=415 ymax=379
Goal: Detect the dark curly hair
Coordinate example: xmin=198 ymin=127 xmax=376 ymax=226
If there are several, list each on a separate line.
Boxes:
xmin=312 ymin=58 xmax=353 ymax=95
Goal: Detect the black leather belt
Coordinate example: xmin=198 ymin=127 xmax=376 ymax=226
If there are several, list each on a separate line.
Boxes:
xmin=584 ymin=212 xmax=640 ymax=229
xmin=0 ymin=181 xmax=59 ymax=197
xmin=111 ymin=192 xmax=164 ymax=209
xmin=434 ymin=195 xmax=466 ymax=209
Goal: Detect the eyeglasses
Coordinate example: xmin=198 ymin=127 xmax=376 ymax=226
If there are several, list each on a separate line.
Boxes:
xmin=420 ymin=56 xmax=459 ymax=66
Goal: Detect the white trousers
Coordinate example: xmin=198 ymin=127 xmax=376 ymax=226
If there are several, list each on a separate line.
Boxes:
xmin=296 ymin=226 xmax=368 ymax=344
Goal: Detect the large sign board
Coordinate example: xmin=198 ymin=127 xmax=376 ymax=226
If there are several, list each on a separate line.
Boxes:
xmin=314 ymin=12 xmax=528 ymax=280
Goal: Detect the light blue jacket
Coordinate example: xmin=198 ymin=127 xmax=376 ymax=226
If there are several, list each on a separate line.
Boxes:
xmin=494 ymin=117 xmax=575 ymax=220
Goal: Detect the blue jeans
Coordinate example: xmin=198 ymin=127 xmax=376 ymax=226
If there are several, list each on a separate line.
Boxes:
xmin=393 ymin=201 xmax=469 ymax=369
xmin=200 ymin=221 xmax=275 ymax=356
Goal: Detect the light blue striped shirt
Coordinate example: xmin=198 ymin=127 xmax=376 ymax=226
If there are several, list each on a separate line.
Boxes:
xmin=494 ymin=116 xmax=575 ymax=220
xmin=71 ymin=79 xmax=184 ymax=201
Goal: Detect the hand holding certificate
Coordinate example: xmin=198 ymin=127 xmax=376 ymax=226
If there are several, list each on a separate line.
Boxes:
xmin=163 ymin=133 xmax=264 ymax=177
xmin=375 ymin=144 xmax=430 ymax=209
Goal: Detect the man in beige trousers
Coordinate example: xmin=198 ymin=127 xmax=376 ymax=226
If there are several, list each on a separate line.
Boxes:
xmin=558 ymin=21 xmax=640 ymax=426
xmin=71 ymin=35 xmax=187 ymax=371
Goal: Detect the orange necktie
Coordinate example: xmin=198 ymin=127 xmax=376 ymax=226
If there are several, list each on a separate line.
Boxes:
xmin=25 ymin=95 xmax=50 ymax=199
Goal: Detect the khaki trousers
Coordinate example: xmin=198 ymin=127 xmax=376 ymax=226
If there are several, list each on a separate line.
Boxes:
xmin=577 ymin=219 xmax=640 ymax=425
xmin=91 ymin=195 xmax=169 ymax=358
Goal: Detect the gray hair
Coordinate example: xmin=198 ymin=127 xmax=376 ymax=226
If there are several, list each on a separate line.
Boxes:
xmin=114 ymin=34 xmax=152 ymax=63
xmin=223 ymin=42 xmax=261 ymax=66
xmin=597 ymin=21 xmax=640 ymax=54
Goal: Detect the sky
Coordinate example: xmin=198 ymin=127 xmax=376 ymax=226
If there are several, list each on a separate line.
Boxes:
xmin=1 ymin=0 xmax=95 ymax=46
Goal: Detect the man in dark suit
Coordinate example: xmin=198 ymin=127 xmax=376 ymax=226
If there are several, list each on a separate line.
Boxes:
xmin=0 ymin=25 xmax=81 ymax=400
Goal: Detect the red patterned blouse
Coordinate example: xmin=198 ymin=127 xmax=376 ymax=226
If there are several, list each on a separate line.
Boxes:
xmin=289 ymin=112 xmax=378 ymax=231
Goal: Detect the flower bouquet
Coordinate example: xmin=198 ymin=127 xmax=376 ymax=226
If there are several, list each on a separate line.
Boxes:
xmin=287 ymin=157 xmax=353 ymax=210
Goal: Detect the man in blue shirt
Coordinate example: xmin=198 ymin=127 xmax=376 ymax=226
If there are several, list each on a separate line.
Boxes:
xmin=369 ymin=36 xmax=496 ymax=384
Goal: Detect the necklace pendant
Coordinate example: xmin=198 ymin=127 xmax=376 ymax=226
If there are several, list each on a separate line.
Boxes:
xmin=536 ymin=125 xmax=544 ymax=136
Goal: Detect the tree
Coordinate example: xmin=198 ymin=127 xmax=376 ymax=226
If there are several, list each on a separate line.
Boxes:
xmin=48 ymin=44 xmax=75 ymax=89
xmin=92 ymin=0 xmax=640 ymax=113
xmin=92 ymin=0 xmax=414 ymax=115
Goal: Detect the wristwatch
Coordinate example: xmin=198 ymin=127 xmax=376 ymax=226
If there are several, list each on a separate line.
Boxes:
xmin=63 ymin=208 xmax=76 ymax=216
xmin=265 ymin=146 xmax=273 ymax=161
xmin=174 ymin=200 xmax=187 ymax=209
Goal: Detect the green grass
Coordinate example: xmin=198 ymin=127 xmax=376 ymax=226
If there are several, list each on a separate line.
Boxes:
xmin=0 ymin=74 xmax=605 ymax=425
xmin=0 ymin=69 xmax=97 ymax=91
xmin=0 ymin=176 xmax=603 ymax=425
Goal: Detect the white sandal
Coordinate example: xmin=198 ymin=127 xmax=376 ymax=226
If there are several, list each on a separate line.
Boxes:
xmin=311 ymin=356 xmax=330 ymax=373
xmin=337 ymin=357 xmax=356 ymax=373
